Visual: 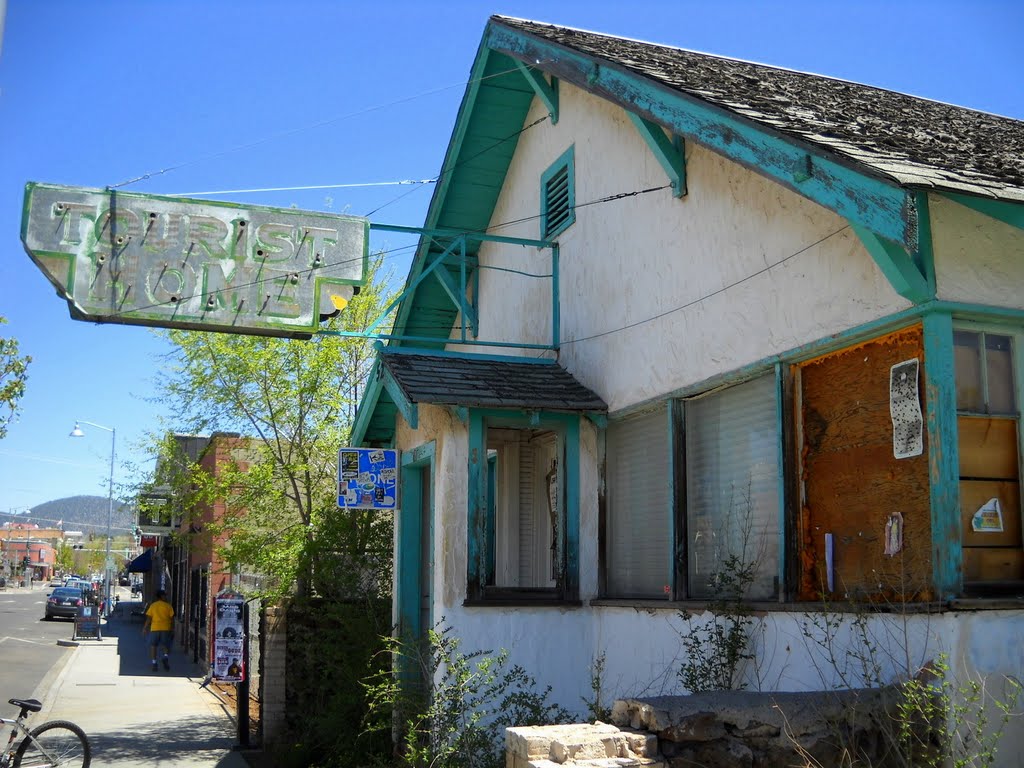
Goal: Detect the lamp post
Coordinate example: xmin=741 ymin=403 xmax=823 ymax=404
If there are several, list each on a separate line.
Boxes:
xmin=70 ymin=420 xmax=115 ymax=617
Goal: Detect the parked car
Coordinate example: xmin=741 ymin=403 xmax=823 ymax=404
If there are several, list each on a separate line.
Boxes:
xmin=45 ymin=587 xmax=85 ymax=620
xmin=63 ymin=579 xmax=97 ymax=604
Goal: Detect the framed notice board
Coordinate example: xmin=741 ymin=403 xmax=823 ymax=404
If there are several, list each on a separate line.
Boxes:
xmin=73 ymin=605 xmax=101 ymax=641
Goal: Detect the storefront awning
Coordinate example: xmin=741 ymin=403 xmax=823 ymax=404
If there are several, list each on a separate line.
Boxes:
xmin=127 ymin=548 xmax=153 ymax=573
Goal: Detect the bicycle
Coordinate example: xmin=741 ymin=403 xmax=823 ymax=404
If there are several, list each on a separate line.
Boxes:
xmin=0 ymin=698 xmax=90 ymax=767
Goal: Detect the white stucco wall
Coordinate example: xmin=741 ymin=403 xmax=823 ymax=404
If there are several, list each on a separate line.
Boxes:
xmin=931 ymin=194 xmax=1024 ymax=308
xmin=399 ymin=81 xmax=1024 ymax=762
xmin=462 ymin=83 xmax=911 ymax=411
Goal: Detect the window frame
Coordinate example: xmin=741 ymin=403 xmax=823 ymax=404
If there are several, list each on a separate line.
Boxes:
xmin=601 ymin=370 xmax=786 ymax=604
xmin=680 ymin=373 xmax=784 ymax=601
xmin=466 ymin=409 xmax=581 ymax=605
xmin=540 ymin=146 xmax=576 ymax=241
xmin=953 ymin=320 xmax=1024 ymax=593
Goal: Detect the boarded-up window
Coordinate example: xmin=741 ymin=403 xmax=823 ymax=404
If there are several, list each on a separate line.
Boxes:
xmin=954 ymin=329 xmax=1023 ymax=586
xmin=796 ymin=327 xmax=932 ymax=601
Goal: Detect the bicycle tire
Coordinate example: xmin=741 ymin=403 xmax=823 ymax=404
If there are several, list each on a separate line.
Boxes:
xmin=13 ymin=720 xmax=91 ymax=768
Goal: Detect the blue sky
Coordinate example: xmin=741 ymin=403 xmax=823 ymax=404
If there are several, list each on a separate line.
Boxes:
xmin=1 ymin=0 xmax=1021 ymax=513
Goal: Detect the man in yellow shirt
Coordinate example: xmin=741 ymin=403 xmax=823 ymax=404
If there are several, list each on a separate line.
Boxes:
xmin=142 ymin=590 xmax=175 ymax=672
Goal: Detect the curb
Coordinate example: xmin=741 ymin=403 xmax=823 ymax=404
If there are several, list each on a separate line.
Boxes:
xmin=33 ymin=642 xmax=81 ymax=722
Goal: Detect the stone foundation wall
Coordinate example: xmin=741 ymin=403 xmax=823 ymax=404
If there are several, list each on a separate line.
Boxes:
xmin=508 ymin=690 xmax=895 ymax=768
xmin=612 ymin=691 xmax=893 ymax=768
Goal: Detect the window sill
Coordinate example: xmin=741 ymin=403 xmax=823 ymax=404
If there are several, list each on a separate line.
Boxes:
xmin=590 ymin=597 xmax=1024 ymax=613
xmin=464 ymin=590 xmax=582 ymax=608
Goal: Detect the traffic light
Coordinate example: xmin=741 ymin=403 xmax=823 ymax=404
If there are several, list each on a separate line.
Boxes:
xmin=22 ymin=556 xmax=30 ymax=568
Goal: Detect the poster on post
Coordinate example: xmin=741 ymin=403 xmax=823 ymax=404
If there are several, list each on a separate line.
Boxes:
xmin=213 ymin=593 xmax=245 ymax=682
xmin=337 ymin=448 xmax=398 ymax=510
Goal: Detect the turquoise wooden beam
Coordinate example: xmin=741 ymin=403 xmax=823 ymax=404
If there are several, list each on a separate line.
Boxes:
xmin=626 ymin=111 xmax=687 ymax=197
xmin=923 ymin=312 xmax=961 ymax=599
xmin=351 ymin=360 xmax=384 ymax=446
xmin=943 ymin=192 xmax=1024 ymax=232
xmin=379 ymin=365 xmax=418 ymax=430
xmin=433 ymin=262 xmax=478 ymax=336
xmin=851 ymin=224 xmax=932 ymax=304
xmin=515 ymin=61 xmax=559 ymax=124
xmin=486 ymin=25 xmax=917 ymax=250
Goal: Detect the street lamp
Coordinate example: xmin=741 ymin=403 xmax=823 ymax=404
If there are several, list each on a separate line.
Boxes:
xmin=69 ymin=420 xmax=115 ymax=617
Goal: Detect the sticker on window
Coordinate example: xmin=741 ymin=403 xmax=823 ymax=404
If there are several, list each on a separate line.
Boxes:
xmin=971 ymin=498 xmax=1004 ymax=532
xmin=890 ymin=359 xmax=923 ymax=459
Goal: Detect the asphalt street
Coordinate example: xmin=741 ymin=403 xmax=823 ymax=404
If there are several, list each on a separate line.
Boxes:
xmin=0 ymin=584 xmax=78 ymax=706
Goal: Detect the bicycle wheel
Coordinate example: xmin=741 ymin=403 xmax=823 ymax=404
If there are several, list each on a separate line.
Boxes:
xmin=13 ymin=720 xmax=91 ymax=768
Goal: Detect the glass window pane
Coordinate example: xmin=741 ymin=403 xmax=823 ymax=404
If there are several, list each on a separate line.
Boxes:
xmin=685 ymin=376 xmax=779 ymax=600
xmin=986 ymin=334 xmax=1016 ymax=415
xmin=954 ymin=330 xmax=983 ymax=412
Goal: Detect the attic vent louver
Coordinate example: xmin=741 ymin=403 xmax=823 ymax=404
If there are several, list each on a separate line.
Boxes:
xmin=541 ymin=146 xmax=575 ymax=240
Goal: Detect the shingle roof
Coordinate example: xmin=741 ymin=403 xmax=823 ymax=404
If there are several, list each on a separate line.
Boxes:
xmin=495 ymin=16 xmax=1024 ymax=203
xmin=379 ymin=350 xmax=607 ymax=412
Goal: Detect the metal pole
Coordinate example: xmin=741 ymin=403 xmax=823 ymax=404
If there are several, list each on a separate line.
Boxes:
xmin=236 ymin=601 xmax=251 ymax=748
xmin=105 ymin=428 xmax=115 ymax=618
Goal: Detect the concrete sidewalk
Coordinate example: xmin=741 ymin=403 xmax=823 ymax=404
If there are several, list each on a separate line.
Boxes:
xmin=36 ymin=597 xmax=251 ymax=767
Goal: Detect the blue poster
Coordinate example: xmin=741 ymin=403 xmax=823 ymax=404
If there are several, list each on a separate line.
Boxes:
xmin=337 ymin=448 xmax=399 ymax=509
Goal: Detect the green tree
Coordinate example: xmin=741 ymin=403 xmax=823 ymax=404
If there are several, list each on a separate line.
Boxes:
xmin=143 ymin=254 xmax=395 ymax=601
xmin=55 ymin=541 xmax=75 ymax=575
xmin=0 ymin=315 xmax=31 ymax=439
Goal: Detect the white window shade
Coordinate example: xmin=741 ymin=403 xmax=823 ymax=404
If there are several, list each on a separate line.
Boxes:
xmin=606 ymin=407 xmax=671 ymax=597
xmin=686 ymin=375 xmax=780 ymax=600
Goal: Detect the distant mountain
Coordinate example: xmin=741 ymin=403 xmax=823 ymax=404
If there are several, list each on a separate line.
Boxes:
xmin=0 ymin=496 xmax=135 ymax=536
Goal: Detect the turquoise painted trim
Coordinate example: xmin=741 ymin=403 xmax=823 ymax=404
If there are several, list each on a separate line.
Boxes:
xmin=541 ymin=145 xmax=576 ymax=240
xmin=922 ymin=312 xmax=961 ymax=599
xmin=470 ymin=409 xmax=581 ymax=425
xmin=851 ymin=224 xmax=931 ymax=304
xmin=486 ymin=24 xmax=916 ymax=250
xmin=915 ymin=191 xmax=936 ymax=295
xmin=467 ymin=412 xmax=487 ymax=596
xmin=586 ymin=412 xmax=608 ymax=429
xmin=564 ymin=415 xmax=581 ymax=597
xmin=943 ymin=192 xmax=1024 ymax=232
xmin=551 ymin=244 xmax=561 ymax=349
xmin=372 ymin=223 xmax=554 ymax=249
xmin=366 ymin=239 xmax=462 ymax=336
xmin=388 ymin=40 xmax=494 ymax=342
xmin=625 ymin=111 xmax=687 ymax=198
xmin=379 ymin=365 xmax=418 ymax=430
xmin=380 ymin=345 xmax=556 ymax=364
xmin=459 ymin=238 xmax=478 ymax=338
xmin=453 ymin=405 xmax=469 ymax=423
xmin=515 ymin=61 xmax=559 ymax=124
xmin=351 ymin=361 xmax=384 ymax=446
xmin=398 ymin=442 xmax=435 ymax=641
xmin=666 ymin=401 xmax=678 ymax=595
xmin=319 ymin=330 xmax=556 ymax=351
xmin=466 ymin=408 xmax=582 ymax=598
xmin=405 ymin=441 xmax=437 ymax=466
xmin=774 ymin=362 xmax=786 ymax=599
xmin=933 ymin=301 xmax=1024 ymax=325
xmin=433 ymin=257 xmax=478 ymax=333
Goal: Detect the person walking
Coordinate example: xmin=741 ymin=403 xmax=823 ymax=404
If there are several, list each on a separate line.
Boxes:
xmin=141 ymin=590 xmax=175 ymax=672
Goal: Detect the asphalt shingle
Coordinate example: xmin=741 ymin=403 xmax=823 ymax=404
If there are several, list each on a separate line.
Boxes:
xmin=379 ymin=351 xmax=607 ymax=412
xmin=496 ymin=16 xmax=1024 ymax=202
